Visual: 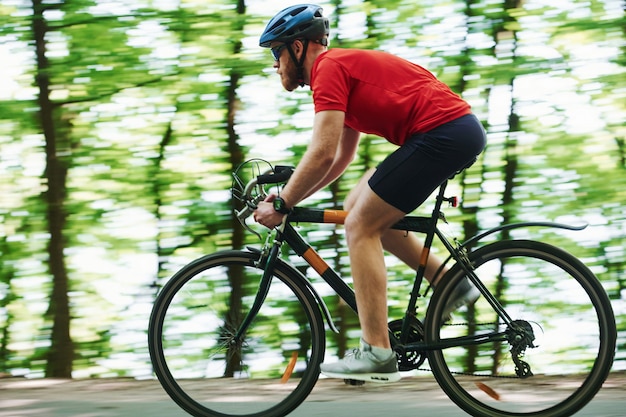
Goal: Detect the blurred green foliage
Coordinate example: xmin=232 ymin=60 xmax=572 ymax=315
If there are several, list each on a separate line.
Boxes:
xmin=0 ymin=0 xmax=623 ymax=377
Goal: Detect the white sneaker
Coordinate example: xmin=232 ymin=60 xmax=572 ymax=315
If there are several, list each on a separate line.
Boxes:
xmin=320 ymin=340 xmax=401 ymax=383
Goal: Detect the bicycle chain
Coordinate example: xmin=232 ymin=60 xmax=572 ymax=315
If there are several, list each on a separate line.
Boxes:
xmin=415 ymin=320 xmax=524 ymax=379
xmin=416 ymin=366 xmax=523 ymax=379
xmin=444 ymin=320 xmax=501 ymax=327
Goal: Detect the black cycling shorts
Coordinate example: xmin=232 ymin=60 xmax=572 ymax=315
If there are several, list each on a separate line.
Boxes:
xmin=368 ymin=113 xmax=486 ymax=213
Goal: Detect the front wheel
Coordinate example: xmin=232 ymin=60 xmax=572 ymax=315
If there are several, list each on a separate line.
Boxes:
xmin=426 ymin=240 xmax=616 ymax=417
xmin=148 ymin=250 xmax=326 ymax=417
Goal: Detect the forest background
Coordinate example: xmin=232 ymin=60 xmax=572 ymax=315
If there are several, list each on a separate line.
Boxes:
xmin=0 ymin=0 xmax=624 ymax=379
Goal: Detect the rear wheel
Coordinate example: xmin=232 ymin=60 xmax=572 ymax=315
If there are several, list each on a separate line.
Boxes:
xmin=148 ymin=250 xmax=325 ymax=417
xmin=426 ymin=240 xmax=616 ymax=417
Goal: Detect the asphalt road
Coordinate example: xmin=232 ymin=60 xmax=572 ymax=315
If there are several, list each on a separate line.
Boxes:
xmin=1 ymin=372 xmax=625 ymax=417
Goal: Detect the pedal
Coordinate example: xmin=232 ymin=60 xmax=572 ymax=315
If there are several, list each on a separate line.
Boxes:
xmin=344 ymin=378 xmax=365 ymax=386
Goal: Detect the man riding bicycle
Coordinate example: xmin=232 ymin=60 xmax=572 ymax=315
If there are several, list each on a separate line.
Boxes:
xmin=254 ymin=4 xmax=486 ymax=383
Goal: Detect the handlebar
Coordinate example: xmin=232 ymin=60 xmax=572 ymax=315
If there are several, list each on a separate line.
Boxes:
xmin=256 ymin=165 xmax=294 ymax=184
xmin=256 ymin=165 xmax=294 ymax=185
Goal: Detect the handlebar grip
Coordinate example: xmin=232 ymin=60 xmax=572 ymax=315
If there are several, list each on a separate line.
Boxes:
xmin=256 ymin=165 xmax=294 ymax=185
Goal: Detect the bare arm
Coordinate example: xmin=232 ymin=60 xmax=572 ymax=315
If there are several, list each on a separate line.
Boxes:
xmin=280 ymin=110 xmax=356 ymax=207
xmin=300 ymin=125 xmax=360 ymax=200
xmin=254 ymin=110 xmax=358 ymax=228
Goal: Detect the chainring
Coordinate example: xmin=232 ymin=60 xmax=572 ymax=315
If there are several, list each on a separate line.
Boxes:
xmin=389 ymin=317 xmax=426 ymax=371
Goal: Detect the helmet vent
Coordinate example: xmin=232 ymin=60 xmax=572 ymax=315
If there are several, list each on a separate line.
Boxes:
xmin=290 ymin=6 xmax=307 ymax=16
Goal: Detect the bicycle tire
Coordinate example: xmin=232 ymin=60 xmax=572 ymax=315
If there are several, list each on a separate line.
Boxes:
xmin=425 ymin=239 xmax=616 ymax=417
xmin=148 ymin=250 xmax=326 ymax=417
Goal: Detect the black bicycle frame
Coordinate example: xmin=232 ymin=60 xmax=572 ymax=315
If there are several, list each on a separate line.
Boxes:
xmin=237 ymin=178 xmax=587 ymax=352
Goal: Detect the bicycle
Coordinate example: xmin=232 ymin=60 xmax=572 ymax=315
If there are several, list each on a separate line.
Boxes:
xmin=148 ymin=160 xmax=616 ymax=417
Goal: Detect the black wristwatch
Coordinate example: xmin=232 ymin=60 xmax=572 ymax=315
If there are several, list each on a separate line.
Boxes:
xmin=273 ymin=196 xmax=291 ymax=214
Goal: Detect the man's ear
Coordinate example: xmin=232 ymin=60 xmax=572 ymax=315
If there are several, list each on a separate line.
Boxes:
xmin=292 ymin=39 xmax=304 ymax=59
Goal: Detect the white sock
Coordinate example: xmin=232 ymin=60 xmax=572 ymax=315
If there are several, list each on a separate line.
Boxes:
xmin=361 ymin=338 xmax=394 ymax=361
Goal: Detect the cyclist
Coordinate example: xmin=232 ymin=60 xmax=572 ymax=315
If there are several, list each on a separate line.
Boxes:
xmin=254 ymin=4 xmax=486 ymax=383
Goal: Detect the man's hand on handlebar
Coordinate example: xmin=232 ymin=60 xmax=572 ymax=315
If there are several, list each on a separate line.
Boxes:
xmin=253 ymin=193 xmax=285 ymax=229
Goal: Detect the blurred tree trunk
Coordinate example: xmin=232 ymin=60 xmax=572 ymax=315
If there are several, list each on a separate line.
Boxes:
xmin=224 ymin=0 xmax=247 ymax=377
xmin=153 ymin=123 xmax=174 ymax=283
xmin=459 ymin=0 xmax=483 ymax=374
xmin=459 ymin=0 xmax=486 ymax=249
xmin=0 ymin=238 xmax=15 ymax=373
xmin=499 ymin=0 xmax=522 ymax=230
xmin=32 ymin=0 xmax=73 ymax=378
xmin=487 ymin=0 xmax=522 ymax=375
xmin=226 ymin=2 xmax=246 ymax=253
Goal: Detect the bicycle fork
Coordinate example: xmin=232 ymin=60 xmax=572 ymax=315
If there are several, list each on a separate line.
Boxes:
xmin=233 ymin=232 xmax=284 ymax=341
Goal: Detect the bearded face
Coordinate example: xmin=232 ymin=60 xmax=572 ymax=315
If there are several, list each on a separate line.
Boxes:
xmin=276 ymin=49 xmax=301 ymax=92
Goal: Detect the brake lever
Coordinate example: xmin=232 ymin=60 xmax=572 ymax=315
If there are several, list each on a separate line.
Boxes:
xmin=232 ymin=165 xmax=276 ymax=240
xmin=234 ymin=190 xmax=269 ymax=240
xmin=234 ymin=205 xmax=262 ymax=240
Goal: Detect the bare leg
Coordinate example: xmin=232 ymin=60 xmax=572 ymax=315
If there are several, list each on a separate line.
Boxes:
xmin=344 ymin=169 xmax=446 ymax=287
xmin=339 ymin=169 xmax=476 ymax=352
xmin=380 ymin=230 xmax=447 ymax=284
xmin=321 ymin=169 xmax=467 ymax=383
xmin=344 ymin=187 xmax=405 ymax=349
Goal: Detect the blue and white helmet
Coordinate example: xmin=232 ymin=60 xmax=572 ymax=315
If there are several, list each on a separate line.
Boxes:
xmin=259 ymin=4 xmax=329 ymax=48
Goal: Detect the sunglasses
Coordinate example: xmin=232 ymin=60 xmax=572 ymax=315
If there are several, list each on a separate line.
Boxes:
xmin=271 ymin=44 xmax=289 ymax=61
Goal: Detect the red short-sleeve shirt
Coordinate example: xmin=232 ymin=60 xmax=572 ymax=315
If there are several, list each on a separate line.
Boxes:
xmin=310 ymin=49 xmax=471 ymax=145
